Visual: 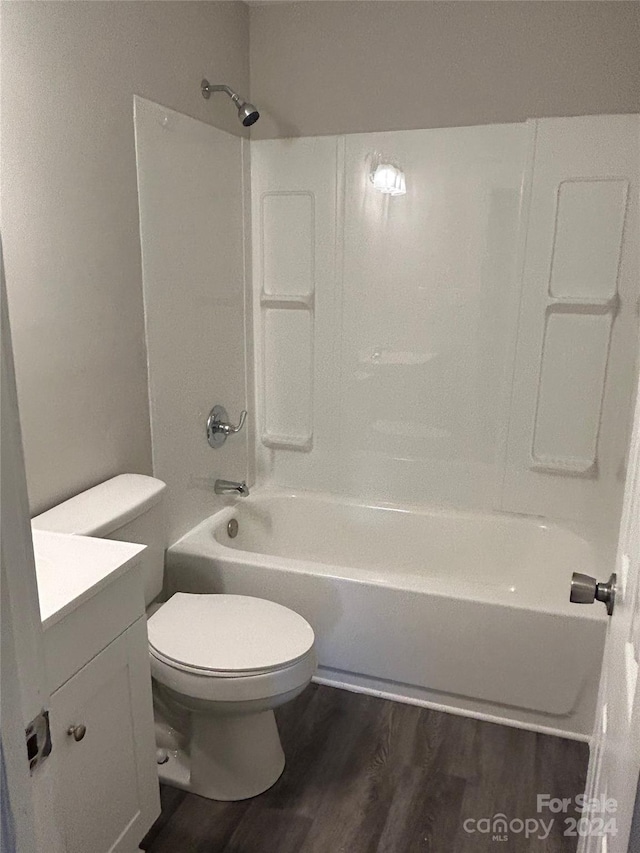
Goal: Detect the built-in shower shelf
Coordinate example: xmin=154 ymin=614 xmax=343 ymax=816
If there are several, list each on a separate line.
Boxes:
xmin=261 ymin=433 xmax=314 ymax=452
xmin=528 ymin=175 xmax=628 ymax=479
xmin=260 ymin=293 xmax=314 ymax=310
xmin=258 ymin=188 xmax=317 ymax=453
xmin=529 ymin=456 xmax=598 ymax=478
xmin=543 ymin=294 xmax=620 ymax=314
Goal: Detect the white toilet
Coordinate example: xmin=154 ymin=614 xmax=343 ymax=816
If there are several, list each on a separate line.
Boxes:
xmin=32 ymin=473 xmax=316 ymax=801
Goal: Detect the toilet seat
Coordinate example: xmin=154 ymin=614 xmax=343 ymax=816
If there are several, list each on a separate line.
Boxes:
xmin=148 ymin=593 xmax=315 ymax=676
xmin=149 ymin=645 xmax=317 ymax=705
xmin=148 ymin=645 xmax=302 ymax=679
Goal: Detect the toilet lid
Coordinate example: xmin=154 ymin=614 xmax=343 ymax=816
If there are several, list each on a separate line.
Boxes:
xmin=147 ymin=593 xmax=315 ymax=674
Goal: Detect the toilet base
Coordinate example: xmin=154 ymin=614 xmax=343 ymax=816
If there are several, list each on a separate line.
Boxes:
xmin=159 ymin=709 xmax=286 ymax=801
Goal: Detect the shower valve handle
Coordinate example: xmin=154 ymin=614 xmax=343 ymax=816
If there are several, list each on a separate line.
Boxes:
xmin=206 ymin=405 xmax=247 ymax=449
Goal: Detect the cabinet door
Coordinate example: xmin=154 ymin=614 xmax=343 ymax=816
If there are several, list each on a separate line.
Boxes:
xmin=50 ymin=617 xmax=160 ymax=853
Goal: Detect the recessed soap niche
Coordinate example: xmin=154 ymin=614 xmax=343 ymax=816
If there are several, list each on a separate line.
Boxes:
xmin=530 ymin=178 xmax=629 ymax=477
xmin=260 ymin=191 xmax=316 ymax=451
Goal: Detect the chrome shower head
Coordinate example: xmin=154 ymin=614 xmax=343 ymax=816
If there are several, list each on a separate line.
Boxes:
xmin=201 ymin=80 xmax=260 ymax=127
xmin=237 ymin=100 xmax=260 ymax=127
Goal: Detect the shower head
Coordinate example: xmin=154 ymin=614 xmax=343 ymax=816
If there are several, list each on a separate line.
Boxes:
xmin=237 ymin=101 xmax=260 ymax=128
xmin=201 ymin=80 xmax=260 ymax=127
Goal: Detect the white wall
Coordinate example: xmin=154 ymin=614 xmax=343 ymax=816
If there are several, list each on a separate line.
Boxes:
xmin=1 ymin=1 xmax=250 ymax=514
xmin=134 ymin=98 xmax=253 ymax=547
xmin=251 ymin=116 xmax=639 ymax=529
xmin=250 ymin=1 xmax=640 ymax=140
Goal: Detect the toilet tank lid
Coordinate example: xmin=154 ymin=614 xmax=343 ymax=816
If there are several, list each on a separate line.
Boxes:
xmin=31 ymin=474 xmax=167 ymax=537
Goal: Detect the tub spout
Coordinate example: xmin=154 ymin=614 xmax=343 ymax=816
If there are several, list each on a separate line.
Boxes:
xmin=214 ymin=479 xmax=250 ymax=497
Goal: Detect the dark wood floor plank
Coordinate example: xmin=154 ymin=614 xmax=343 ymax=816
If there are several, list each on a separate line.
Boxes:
xmin=455 ymin=723 xmax=539 ymax=853
xmin=254 ymin=684 xmax=381 ymax=820
xmin=377 ymin=767 xmax=466 ymax=853
xmin=144 ymin=685 xmax=589 ymax=853
xmin=139 ymin=783 xmax=186 ymax=850
xmin=532 ymin=733 xmax=590 ymax=853
xmin=434 ymin=712 xmax=481 ymax=780
xmin=222 ymin=808 xmax=312 ymax=853
xmin=386 ymin=701 xmax=448 ymax=770
xmin=145 ymin=792 xmax=251 ymax=853
xmin=453 ymin=724 xmax=584 ymax=853
xmin=297 ymin=694 xmax=402 ymax=853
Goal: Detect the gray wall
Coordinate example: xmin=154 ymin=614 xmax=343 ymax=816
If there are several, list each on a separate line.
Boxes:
xmin=249 ymin=1 xmax=640 ymax=139
xmin=1 ymin=1 xmax=250 ymax=514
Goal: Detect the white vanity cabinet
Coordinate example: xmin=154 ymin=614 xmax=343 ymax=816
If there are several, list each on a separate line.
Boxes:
xmin=32 ymin=530 xmax=161 ymax=853
xmin=49 ymin=618 xmax=158 ymax=853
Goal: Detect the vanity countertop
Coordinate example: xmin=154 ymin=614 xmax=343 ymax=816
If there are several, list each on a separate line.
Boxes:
xmin=32 ymin=530 xmax=146 ymax=630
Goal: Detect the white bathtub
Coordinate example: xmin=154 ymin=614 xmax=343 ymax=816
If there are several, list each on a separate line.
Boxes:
xmin=166 ymin=488 xmax=608 ymax=739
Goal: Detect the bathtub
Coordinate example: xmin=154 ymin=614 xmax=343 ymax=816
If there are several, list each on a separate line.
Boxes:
xmin=166 ymin=488 xmax=608 ymax=740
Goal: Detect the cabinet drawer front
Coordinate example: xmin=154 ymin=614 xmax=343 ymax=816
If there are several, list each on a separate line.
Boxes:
xmin=50 ymin=618 xmax=159 ymax=853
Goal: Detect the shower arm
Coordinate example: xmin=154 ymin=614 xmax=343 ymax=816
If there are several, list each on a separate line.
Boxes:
xmin=201 ymin=81 xmax=241 ymax=103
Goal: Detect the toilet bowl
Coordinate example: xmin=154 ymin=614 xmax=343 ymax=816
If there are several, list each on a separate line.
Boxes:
xmin=31 ymin=474 xmax=316 ymax=802
xmin=147 ymin=592 xmax=316 ymax=800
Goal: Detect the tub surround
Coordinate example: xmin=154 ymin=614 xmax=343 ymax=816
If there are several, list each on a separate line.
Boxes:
xmin=134 ymin=107 xmax=638 ymax=547
xmin=251 ymin=115 xmax=639 ymax=537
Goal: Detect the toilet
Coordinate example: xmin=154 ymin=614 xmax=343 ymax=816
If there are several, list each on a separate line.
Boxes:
xmin=32 ymin=473 xmax=316 ymax=801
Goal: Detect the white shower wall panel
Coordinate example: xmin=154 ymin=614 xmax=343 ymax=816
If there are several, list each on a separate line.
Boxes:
xmin=251 ymin=117 xmax=639 ymax=525
xmin=339 ymin=126 xmax=528 ymax=508
xmin=502 ymin=116 xmax=639 ymax=533
xmin=252 ymin=124 xmax=529 ymax=510
xmin=251 ymin=137 xmax=341 ymax=487
xmin=135 ymin=98 xmax=254 ymax=545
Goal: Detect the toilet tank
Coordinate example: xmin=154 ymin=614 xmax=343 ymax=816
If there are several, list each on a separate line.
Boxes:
xmin=32 ymin=474 xmax=168 ymax=606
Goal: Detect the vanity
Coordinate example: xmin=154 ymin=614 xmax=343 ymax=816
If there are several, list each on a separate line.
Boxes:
xmin=33 ymin=530 xmax=160 ymax=853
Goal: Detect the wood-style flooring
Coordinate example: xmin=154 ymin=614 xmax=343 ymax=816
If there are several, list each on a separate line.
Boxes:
xmin=141 ymin=683 xmax=588 ymax=853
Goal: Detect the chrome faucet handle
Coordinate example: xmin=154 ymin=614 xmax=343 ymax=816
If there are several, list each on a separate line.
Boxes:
xmin=224 ymin=409 xmax=247 ymax=435
xmin=206 ymin=406 xmax=247 ymax=448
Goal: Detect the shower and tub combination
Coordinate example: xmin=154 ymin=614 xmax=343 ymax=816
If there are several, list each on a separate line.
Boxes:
xmin=134 ymin=95 xmax=639 ymax=743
